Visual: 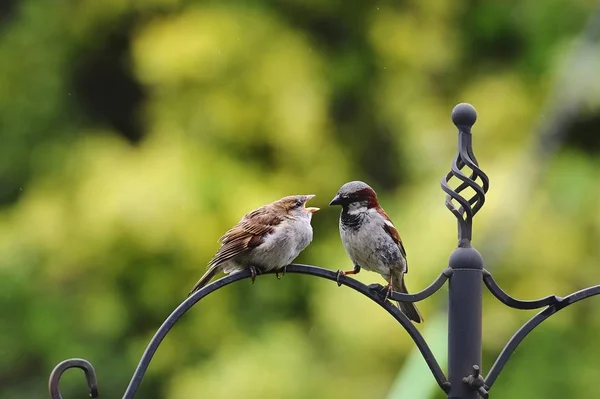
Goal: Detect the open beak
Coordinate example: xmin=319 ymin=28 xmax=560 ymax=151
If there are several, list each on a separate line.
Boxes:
xmin=329 ymin=194 xmax=342 ymax=206
xmin=304 ymin=195 xmax=320 ymax=213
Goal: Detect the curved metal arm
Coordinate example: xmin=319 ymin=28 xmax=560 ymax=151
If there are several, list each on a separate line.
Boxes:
xmin=49 ymin=358 xmax=99 ymax=399
xmin=49 ymin=264 xmax=450 ymax=398
xmin=368 ymin=267 xmax=452 ymax=303
xmin=483 ymin=269 xmax=562 ymax=309
xmin=484 ymin=285 xmax=600 ymax=390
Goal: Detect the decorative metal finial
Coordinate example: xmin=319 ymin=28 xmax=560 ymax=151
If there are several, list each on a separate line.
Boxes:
xmin=451 ymin=103 xmax=478 ymax=126
xmin=441 ymin=103 xmax=489 ymax=246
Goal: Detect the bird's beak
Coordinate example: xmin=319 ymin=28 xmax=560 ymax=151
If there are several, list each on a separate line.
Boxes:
xmin=329 ymin=194 xmax=343 ymax=206
xmin=304 ymin=194 xmax=320 ymax=213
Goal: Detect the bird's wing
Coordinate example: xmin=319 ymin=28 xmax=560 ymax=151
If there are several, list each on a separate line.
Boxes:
xmin=377 ymin=208 xmax=408 ymax=273
xmin=208 ymin=207 xmax=283 ymax=268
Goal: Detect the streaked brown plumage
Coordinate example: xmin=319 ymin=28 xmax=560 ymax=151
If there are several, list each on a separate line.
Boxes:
xmin=189 ymin=195 xmax=319 ymax=295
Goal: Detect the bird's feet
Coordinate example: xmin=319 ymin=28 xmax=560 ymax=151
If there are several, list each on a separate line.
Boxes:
xmin=249 ymin=265 xmax=262 ymax=284
xmin=275 ymin=266 xmax=287 ymax=280
xmin=336 ymin=265 xmax=361 ymax=287
xmin=367 ymin=284 xmax=392 ymax=302
xmin=384 ymin=284 xmax=393 ymax=301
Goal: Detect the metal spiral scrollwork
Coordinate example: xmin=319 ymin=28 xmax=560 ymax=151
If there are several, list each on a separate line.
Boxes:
xmin=436 ymin=103 xmax=600 ymax=399
xmin=440 ymin=103 xmax=490 ymax=245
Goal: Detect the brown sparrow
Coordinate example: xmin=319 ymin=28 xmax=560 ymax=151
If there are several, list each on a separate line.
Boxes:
xmin=189 ymin=195 xmax=319 ymax=295
xmin=329 ymin=181 xmax=423 ymax=323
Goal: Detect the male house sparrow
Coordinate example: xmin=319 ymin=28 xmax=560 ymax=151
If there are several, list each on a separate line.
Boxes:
xmin=189 ymin=195 xmax=319 ymax=295
xmin=329 ymin=181 xmax=423 ymax=323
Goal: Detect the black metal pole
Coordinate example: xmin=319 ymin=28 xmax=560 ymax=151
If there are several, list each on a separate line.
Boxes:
xmin=447 ymin=246 xmax=483 ymax=399
xmin=442 ymin=104 xmax=488 ymax=398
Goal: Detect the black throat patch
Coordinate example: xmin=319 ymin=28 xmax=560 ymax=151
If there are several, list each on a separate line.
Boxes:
xmin=340 ymin=208 xmax=364 ymax=231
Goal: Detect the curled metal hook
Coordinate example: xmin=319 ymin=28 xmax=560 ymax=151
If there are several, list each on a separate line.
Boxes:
xmin=49 ymin=358 xmax=99 ymax=399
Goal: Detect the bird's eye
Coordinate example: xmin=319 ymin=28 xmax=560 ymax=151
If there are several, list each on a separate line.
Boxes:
xmin=295 ymin=199 xmax=303 ymax=208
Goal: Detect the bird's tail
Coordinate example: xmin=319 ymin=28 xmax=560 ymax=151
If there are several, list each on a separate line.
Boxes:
xmin=188 ymin=265 xmax=220 ymax=296
xmin=393 ymin=276 xmax=423 ymax=323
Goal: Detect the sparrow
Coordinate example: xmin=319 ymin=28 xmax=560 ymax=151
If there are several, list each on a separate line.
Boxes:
xmin=189 ymin=195 xmax=319 ymax=295
xmin=329 ymin=181 xmax=423 ymax=323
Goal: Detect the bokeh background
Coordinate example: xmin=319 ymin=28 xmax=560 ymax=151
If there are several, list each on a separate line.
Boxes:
xmin=2 ymin=1 xmax=600 ymax=398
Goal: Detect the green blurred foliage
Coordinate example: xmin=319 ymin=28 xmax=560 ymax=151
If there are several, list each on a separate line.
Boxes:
xmin=1 ymin=0 xmax=600 ymax=398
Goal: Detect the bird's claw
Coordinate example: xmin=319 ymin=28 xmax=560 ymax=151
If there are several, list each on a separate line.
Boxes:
xmin=367 ymin=284 xmax=393 ymax=302
xmin=336 ymin=270 xmax=345 ymax=287
xmin=275 ymin=266 xmax=287 ymax=280
xmin=249 ymin=266 xmax=262 ymax=284
xmin=384 ymin=284 xmax=393 ymax=301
